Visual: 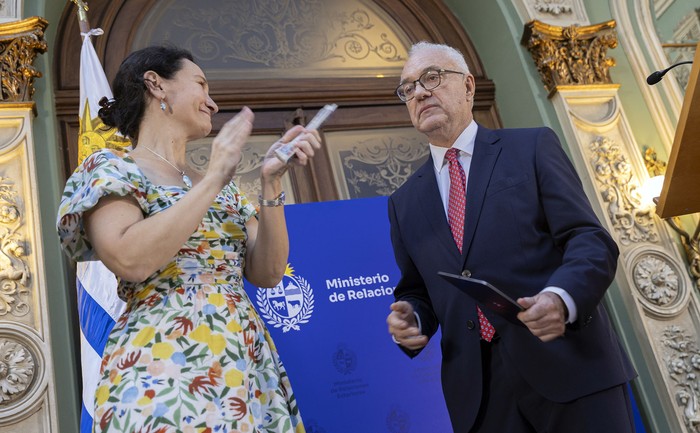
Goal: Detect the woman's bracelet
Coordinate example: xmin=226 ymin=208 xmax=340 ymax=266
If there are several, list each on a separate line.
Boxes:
xmin=258 ymin=191 xmax=285 ymax=207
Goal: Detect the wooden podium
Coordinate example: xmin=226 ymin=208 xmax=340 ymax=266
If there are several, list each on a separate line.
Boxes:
xmin=656 ymin=42 xmax=700 ymax=218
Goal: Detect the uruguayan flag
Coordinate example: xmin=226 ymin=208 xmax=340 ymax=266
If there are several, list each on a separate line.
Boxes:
xmin=76 ymin=261 xmax=124 ymax=433
xmin=77 ymin=29 xmax=130 ymax=433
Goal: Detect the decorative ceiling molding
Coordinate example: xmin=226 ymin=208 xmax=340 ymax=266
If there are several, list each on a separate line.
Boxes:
xmin=654 ymin=0 xmax=675 ymax=19
xmin=510 ymin=0 xmax=589 ymax=27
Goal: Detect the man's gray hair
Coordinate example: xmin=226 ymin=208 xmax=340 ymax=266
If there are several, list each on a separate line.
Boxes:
xmin=408 ymin=42 xmax=470 ymax=74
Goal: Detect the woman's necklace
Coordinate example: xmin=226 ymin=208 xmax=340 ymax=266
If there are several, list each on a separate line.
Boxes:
xmin=142 ymin=146 xmax=192 ymax=188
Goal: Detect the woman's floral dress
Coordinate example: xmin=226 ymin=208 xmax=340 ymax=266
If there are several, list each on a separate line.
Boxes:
xmin=57 ymin=149 xmax=304 ymax=433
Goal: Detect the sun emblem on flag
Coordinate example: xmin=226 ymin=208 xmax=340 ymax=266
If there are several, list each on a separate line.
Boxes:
xmin=256 ymin=264 xmax=314 ymax=332
xmin=78 ymin=99 xmax=131 ymax=165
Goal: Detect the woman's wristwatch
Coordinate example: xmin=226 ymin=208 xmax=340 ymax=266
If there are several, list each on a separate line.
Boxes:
xmin=258 ymin=191 xmax=285 ymax=207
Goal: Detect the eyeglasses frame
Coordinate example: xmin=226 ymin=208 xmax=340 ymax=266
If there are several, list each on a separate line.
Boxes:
xmin=395 ymin=68 xmax=466 ymax=102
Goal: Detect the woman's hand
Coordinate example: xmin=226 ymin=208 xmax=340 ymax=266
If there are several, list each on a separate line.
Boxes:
xmin=206 ymin=107 xmax=254 ymax=187
xmin=260 ymin=125 xmax=322 ymax=181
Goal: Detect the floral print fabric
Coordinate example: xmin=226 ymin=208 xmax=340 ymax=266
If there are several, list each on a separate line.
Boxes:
xmin=57 ymin=149 xmax=304 ymax=433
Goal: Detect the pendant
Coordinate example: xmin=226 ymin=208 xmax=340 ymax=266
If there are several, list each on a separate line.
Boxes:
xmin=182 ymin=173 xmax=193 ymax=188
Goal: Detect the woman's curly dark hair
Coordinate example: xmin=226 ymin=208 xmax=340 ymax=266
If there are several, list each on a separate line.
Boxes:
xmin=98 ymin=46 xmax=194 ymax=140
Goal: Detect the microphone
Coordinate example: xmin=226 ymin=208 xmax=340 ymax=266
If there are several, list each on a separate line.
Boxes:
xmin=646 ymin=60 xmax=693 ymax=85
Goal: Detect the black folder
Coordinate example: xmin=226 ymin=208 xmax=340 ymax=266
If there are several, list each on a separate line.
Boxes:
xmin=438 ymin=271 xmax=524 ymax=325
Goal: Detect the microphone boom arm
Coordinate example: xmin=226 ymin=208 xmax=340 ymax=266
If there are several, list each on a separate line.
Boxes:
xmin=647 ymin=60 xmax=694 ymax=85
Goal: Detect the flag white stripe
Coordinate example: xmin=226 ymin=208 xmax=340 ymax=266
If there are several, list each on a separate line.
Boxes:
xmin=79 ymin=28 xmax=112 ymax=116
xmin=79 ymin=329 xmax=103 ymax=419
xmin=77 ymin=261 xmax=123 ymax=321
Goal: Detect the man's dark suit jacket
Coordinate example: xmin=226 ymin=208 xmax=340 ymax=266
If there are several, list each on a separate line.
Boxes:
xmin=388 ymin=125 xmax=636 ymax=431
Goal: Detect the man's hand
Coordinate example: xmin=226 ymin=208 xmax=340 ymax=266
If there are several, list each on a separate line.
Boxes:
xmin=387 ymin=301 xmax=428 ymax=350
xmin=517 ymin=292 xmax=567 ymax=342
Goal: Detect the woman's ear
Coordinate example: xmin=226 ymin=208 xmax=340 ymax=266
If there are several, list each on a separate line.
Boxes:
xmin=143 ymin=71 xmax=163 ymax=98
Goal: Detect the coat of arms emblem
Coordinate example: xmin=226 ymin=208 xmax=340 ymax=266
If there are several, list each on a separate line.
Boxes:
xmin=256 ymin=264 xmax=314 ymax=332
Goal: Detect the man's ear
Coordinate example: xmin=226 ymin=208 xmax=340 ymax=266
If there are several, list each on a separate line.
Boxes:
xmin=464 ymin=74 xmax=476 ymax=100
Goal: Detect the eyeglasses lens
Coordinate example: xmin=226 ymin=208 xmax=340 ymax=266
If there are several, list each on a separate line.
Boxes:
xmin=397 ymin=70 xmax=444 ymax=102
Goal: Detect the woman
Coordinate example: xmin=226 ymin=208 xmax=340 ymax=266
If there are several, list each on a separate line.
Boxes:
xmin=57 ymin=46 xmax=319 ymax=433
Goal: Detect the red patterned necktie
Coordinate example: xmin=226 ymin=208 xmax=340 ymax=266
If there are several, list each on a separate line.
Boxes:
xmin=445 ymin=148 xmax=496 ymax=342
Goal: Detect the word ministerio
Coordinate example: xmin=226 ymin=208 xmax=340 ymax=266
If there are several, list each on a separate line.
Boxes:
xmin=325 ymin=273 xmax=395 ymax=303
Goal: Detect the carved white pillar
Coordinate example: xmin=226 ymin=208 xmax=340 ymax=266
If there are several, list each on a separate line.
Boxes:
xmin=552 ymin=85 xmax=694 ymax=432
xmin=0 ymin=106 xmax=59 ymax=433
xmin=0 ymin=17 xmax=58 ymax=433
xmin=519 ymin=12 xmax=700 ymax=432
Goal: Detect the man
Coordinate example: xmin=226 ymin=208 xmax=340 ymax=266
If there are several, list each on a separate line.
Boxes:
xmin=386 ymin=41 xmax=637 ymax=432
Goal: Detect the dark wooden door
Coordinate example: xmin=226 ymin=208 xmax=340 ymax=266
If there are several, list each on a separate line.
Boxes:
xmin=54 ymin=0 xmax=501 ymax=203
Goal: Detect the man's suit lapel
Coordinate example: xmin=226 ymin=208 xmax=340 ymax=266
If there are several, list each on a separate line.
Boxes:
xmin=462 ymin=127 xmax=501 ymax=263
xmin=415 ymin=157 xmax=461 ymax=255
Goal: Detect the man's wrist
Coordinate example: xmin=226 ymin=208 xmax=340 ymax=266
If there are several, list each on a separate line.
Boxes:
xmin=391 ymin=311 xmax=424 ymax=345
xmin=542 ymin=286 xmax=577 ymax=323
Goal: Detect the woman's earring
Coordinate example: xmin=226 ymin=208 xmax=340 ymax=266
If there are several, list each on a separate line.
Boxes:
xmin=160 ymin=98 xmax=167 ymax=112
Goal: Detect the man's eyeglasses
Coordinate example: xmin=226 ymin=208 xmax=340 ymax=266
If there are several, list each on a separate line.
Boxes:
xmin=395 ymin=69 xmax=465 ymax=102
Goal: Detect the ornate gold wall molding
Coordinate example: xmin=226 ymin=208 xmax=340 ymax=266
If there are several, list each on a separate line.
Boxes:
xmin=644 ymin=147 xmax=668 ymax=177
xmin=0 ymin=16 xmax=48 ymax=103
xmin=521 ymin=20 xmax=617 ymax=96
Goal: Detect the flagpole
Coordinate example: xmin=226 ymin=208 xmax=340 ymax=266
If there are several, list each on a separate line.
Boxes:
xmin=70 ymin=0 xmax=90 ymax=37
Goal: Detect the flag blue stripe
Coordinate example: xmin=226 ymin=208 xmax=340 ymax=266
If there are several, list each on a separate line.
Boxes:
xmin=77 ymin=278 xmax=117 ymax=356
xmin=80 ymin=403 xmax=93 ymax=433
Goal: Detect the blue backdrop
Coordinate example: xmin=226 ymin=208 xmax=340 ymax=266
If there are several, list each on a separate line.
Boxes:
xmin=244 ymin=196 xmax=450 ymax=433
xmin=244 ymin=196 xmax=647 ymax=433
